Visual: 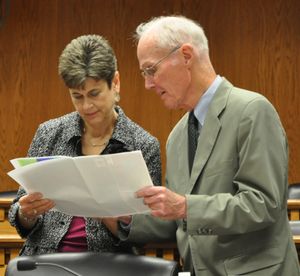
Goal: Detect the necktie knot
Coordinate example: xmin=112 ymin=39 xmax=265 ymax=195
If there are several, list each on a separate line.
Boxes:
xmin=188 ymin=111 xmax=198 ymax=130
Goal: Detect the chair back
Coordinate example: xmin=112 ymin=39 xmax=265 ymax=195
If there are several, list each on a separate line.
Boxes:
xmin=289 ymin=220 xmax=300 ymax=235
xmin=5 ymin=252 xmax=180 ymax=276
xmin=288 ymin=183 xmax=300 ymax=199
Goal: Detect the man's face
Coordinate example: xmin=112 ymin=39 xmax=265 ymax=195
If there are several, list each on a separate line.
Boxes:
xmin=137 ymin=38 xmax=192 ymax=110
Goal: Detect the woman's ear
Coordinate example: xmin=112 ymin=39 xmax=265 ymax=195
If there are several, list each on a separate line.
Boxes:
xmin=113 ymin=71 xmax=120 ymax=92
xmin=113 ymin=71 xmax=120 ymax=102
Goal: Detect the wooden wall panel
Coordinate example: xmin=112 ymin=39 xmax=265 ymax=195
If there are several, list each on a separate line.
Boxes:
xmin=0 ymin=0 xmax=299 ymax=192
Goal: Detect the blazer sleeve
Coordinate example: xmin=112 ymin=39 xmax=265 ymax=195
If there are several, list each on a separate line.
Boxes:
xmin=119 ymin=214 xmax=177 ymax=244
xmin=141 ymin=136 xmax=162 ymax=186
xmin=8 ymin=124 xmax=49 ymax=237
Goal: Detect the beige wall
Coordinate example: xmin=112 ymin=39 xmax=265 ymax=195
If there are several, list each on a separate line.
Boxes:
xmin=0 ymin=0 xmax=299 ymax=191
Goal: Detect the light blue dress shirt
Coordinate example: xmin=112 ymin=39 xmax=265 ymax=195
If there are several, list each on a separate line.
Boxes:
xmin=193 ymin=75 xmax=223 ymax=128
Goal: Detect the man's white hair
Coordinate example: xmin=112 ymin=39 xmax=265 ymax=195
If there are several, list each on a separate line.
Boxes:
xmin=135 ymin=15 xmax=209 ymax=54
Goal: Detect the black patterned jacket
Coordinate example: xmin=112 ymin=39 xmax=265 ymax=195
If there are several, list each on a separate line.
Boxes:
xmin=8 ymin=106 xmax=161 ymax=256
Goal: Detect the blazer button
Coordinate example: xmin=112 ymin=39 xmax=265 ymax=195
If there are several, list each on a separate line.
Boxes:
xmin=182 ymin=219 xmax=187 ymax=231
xmin=197 ymin=228 xmax=203 ymax=235
xmin=198 ymin=228 xmax=212 ymax=235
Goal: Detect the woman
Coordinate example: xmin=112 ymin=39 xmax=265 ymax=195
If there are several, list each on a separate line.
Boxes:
xmin=8 ymin=35 xmax=161 ymax=255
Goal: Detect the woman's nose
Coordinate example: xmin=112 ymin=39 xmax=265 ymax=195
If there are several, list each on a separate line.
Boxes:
xmin=82 ymin=99 xmax=94 ymax=110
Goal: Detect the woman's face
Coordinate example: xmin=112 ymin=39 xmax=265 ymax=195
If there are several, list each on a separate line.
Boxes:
xmin=69 ymin=74 xmax=120 ymax=129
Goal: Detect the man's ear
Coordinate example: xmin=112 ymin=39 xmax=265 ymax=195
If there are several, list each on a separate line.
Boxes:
xmin=181 ymin=44 xmax=194 ymax=65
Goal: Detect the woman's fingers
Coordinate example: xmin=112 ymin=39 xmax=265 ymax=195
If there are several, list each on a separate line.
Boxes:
xmin=19 ymin=193 xmax=55 ymax=217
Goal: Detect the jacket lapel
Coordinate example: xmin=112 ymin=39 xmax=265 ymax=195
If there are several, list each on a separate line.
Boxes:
xmin=185 ymin=79 xmax=233 ymax=194
xmin=170 ymin=113 xmax=190 ymax=195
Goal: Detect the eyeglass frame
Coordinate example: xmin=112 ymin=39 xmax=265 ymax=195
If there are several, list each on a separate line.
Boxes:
xmin=140 ymin=45 xmax=181 ymax=78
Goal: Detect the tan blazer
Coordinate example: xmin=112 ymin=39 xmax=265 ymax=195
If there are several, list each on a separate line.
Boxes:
xmin=125 ymin=79 xmax=300 ymax=275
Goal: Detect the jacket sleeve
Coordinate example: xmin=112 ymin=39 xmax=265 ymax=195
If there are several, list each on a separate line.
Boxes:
xmin=8 ymin=124 xmax=48 ymax=237
xmin=119 ymin=214 xmax=177 ymax=244
xmin=141 ymin=136 xmax=162 ymax=186
xmin=8 ymin=186 xmax=44 ymax=238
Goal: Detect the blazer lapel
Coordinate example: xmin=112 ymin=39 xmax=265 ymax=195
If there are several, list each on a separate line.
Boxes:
xmin=186 ymin=79 xmax=233 ymax=194
xmin=186 ymin=116 xmax=221 ymax=193
xmin=173 ymin=114 xmax=190 ymax=195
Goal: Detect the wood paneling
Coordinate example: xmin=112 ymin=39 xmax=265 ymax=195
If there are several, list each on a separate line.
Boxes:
xmin=0 ymin=0 xmax=299 ymax=191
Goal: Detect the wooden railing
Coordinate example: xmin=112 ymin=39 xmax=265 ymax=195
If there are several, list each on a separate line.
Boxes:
xmin=0 ymin=196 xmax=25 ymax=275
xmin=288 ymin=199 xmax=300 ymax=260
xmin=0 ymin=235 xmax=24 ymax=275
xmin=288 ymin=199 xmax=300 ymax=220
xmin=142 ymin=242 xmax=180 ymax=263
xmin=1 ymin=197 xmax=300 ymax=275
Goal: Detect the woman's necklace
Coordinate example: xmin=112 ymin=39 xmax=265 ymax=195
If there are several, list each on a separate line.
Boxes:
xmin=83 ymin=127 xmax=110 ymax=147
xmin=88 ymin=140 xmax=109 ymax=147
xmin=83 ymin=111 xmax=117 ymax=148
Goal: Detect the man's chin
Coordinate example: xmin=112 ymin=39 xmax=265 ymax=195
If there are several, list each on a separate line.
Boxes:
xmin=162 ymin=99 xmax=178 ymax=110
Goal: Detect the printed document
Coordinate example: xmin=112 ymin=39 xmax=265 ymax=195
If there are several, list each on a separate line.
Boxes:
xmin=8 ymin=151 xmax=152 ymax=217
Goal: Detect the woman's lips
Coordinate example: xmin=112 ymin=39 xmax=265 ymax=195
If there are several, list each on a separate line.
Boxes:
xmin=85 ymin=111 xmax=98 ymax=118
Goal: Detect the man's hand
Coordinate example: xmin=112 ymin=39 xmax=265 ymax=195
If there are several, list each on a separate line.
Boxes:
xmin=135 ymin=186 xmax=186 ymax=220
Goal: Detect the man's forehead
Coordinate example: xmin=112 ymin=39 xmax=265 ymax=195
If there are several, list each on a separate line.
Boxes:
xmin=138 ymin=36 xmax=155 ymax=51
xmin=137 ymin=37 xmax=164 ymax=61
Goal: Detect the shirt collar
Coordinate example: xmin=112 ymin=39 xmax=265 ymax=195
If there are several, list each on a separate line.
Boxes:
xmin=193 ymin=75 xmax=223 ymax=126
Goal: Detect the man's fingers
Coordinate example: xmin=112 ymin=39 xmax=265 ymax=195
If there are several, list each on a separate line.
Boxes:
xmin=135 ymin=186 xmax=165 ymax=198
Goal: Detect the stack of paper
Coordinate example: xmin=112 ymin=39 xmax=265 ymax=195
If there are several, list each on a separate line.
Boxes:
xmin=8 ymin=151 xmax=152 ymax=217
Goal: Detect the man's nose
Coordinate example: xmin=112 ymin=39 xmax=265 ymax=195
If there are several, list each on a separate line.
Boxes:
xmin=145 ymin=76 xmax=155 ymax=90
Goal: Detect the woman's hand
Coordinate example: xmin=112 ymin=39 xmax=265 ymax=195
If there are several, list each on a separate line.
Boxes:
xmin=118 ymin=216 xmax=132 ymax=225
xmin=18 ymin=192 xmax=55 ymax=228
xmin=93 ymin=217 xmax=118 ymax=236
xmin=93 ymin=216 xmax=132 ymax=236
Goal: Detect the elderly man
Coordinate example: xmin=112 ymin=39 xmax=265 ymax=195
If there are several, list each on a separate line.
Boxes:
xmin=119 ymin=15 xmax=300 ymax=275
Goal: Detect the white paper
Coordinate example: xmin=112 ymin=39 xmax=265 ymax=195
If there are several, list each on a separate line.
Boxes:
xmin=8 ymin=151 xmax=152 ymax=217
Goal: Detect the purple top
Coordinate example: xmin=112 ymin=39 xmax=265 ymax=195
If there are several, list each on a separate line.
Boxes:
xmin=58 ymin=217 xmax=87 ymax=252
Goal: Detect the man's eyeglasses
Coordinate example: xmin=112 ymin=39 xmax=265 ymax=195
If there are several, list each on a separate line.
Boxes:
xmin=140 ymin=45 xmax=181 ymax=78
